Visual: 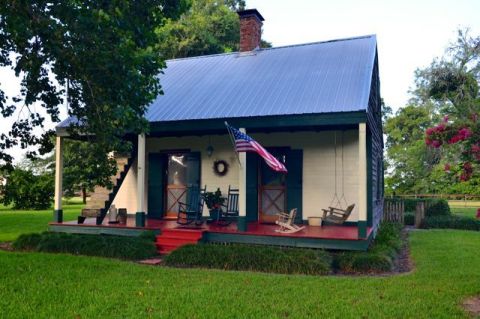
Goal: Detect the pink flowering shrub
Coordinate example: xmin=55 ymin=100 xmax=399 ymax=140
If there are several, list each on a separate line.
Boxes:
xmin=426 ymin=114 xmax=479 ymax=182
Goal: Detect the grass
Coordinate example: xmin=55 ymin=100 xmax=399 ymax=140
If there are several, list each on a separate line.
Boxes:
xmin=0 ymin=230 xmax=479 ymax=318
xmin=0 ymin=198 xmax=83 ymax=242
xmin=451 ymin=207 xmax=478 ymax=219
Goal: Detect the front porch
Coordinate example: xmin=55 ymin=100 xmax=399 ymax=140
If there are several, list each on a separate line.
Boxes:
xmin=49 ymin=216 xmax=374 ymax=251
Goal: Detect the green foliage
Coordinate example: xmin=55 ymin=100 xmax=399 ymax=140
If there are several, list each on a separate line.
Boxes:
xmin=334 ymin=222 xmax=402 ymax=273
xmin=404 ymin=212 xmax=415 ymax=225
xmin=418 ymin=29 xmax=480 ymax=182
xmin=385 ymin=29 xmax=480 ymax=195
xmin=0 ymin=168 xmax=54 ymax=210
xmin=156 ymin=0 xmax=269 ymax=60
xmin=202 ymin=187 xmax=225 ymax=210
xmin=0 ymin=1 xmax=186 ymax=166
xmin=13 ymin=232 xmax=157 ymax=260
xmin=421 ymin=215 xmax=480 ymax=231
xmin=384 ymin=105 xmax=440 ymax=194
xmin=335 ymin=252 xmax=393 ymax=273
xmin=62 ymin=139 xmax=119 ymax=201
xmin=425 ymin=199 xmax=451 ymax=217
xmin=1 ymin=230 xmax=479 ymax=318
xmin=164 ymin=244 xmax=332 ymax=275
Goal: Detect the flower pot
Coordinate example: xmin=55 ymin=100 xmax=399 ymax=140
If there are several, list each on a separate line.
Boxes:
xmin=308 ymin=217 xmax=323 ymax=227
xmin=209 ymin=209 xmax=221 ymax=221
xmin=77 ymin=216 xmax=86 ymax=224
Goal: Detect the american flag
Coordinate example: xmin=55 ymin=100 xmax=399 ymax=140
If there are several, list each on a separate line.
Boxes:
xmin=226 ymin=124 xmax=288 ymax=173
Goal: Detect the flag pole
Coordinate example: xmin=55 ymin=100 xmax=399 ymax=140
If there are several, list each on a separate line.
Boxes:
xmin=224 ymin=121 xmax=242 ymax=166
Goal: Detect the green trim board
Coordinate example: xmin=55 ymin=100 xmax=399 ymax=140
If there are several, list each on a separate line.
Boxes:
xmin=358 ymin=221 xmax=368 ymax=239
xmin=53 ymin=209 xmax=63 ymax=223
xmin=367 ymin=130 xmax=373 ymax=227
xmin=147 ymin=112 xmax=367 ymax=136
xmin=237 ymin=217 xmax=247 ymax=232
xmin=203 ymin=231 xmax=373 ymax=251
xmin=245 ymin=153 xmax=259 ymax=222
xmin=136 ymin=212 xmax=146 ymax=227
xmin=49 ymin=225 xmax=160 ymax=237
xmin=56 ymin=112 xmax=367 ymax=137
xmin=286 ymin=149 xmax=303 ymax=223
xmin=148 ymin=153 xmax=166 ymax=219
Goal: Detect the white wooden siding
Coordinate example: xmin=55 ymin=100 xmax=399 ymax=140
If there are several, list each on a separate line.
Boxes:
xmin=112 ymin=130 xmax=360 ymax=221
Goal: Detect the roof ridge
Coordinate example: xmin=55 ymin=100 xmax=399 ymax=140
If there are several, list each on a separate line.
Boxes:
xmin=166 ymin=34 xmax=377 ymax=63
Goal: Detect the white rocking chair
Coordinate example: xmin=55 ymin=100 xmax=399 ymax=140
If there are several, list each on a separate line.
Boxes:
xmin=275 ymin=208 xmax=306 ymax=234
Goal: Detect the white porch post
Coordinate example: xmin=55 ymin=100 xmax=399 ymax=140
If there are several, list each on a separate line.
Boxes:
xmin=358 ymin=123 xmax=368 ymax=238
xmin=237 ymin=128 xmax=247 ymax=231
xmin=136 ymin=134 xmax=146 ymax=227
xmin=53 ymin=136 xmax=64 ymax=222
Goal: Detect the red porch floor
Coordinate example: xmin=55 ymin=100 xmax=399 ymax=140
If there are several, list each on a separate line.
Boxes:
xmin=50 ymin=216 xmax=372 ymax=241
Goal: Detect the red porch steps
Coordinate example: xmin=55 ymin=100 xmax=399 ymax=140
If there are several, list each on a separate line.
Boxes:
xmin=155 ymin=228 xmax=205 ymax=254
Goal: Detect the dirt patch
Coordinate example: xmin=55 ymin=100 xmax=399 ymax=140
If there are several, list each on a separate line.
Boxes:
xmin=463 ymin=296 xmax=480 ymax=317
xmin=0 ymin=242 xmax=13 ymax=251
xmin=393 ymin=229 xmax=415 ymax=274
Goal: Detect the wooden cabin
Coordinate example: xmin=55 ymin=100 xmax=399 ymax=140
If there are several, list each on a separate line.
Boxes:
xmin=51 ymin=9 xmax=383 ymax=252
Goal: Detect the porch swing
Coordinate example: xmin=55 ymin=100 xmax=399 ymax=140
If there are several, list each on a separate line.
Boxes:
xmin=322 ymin=131 xmax=355 ymax=224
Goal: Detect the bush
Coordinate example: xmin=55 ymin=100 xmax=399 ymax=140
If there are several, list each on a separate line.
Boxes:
xmin=335 ymin=251 xmax=393 ymax=273
xmin=0 ymin=168 xmax=54 ymax=210
xmin=164 ymin=244 xmax=332 ymax=275
xmin=404 ymin=212 xmax=415 ymax=225
xmin=425 ymin=199 xmax=451 ymax=217
xmin=334 ymin=222 xmax=402 ymax=273
xmin=421 ymin=215 xmax=480 ymax=231
xmin=13 ymin=232 xmax=158 ymax=260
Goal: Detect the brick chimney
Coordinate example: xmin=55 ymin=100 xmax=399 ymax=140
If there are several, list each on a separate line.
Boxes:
xmin=238 ymin=9 xmax=264 ymax=52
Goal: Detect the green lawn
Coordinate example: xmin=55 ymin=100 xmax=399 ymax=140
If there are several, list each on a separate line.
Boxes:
xmin=0 ymin=230 xmax=479 ymax=318
xmin=451 ymin=207 xmax=478 ymax=219
xmin=0 ymin=200 xmax=83 ymax=242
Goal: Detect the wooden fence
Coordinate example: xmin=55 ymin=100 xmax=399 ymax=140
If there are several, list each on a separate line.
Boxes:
xmin=383 ymin=199 xmax=426 ymax=227
xmin=383 ymin=201 xmax=404 ymax=224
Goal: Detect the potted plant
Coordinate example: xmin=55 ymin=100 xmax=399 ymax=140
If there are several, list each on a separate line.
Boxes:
xmin=203 ymin=188 xmax=225 ymax=221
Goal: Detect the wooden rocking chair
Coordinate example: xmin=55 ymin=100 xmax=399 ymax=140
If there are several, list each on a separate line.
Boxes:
xmin=321 ymin=204 xmax=355 ymax=224
xmin=177 ymin=185 xmax=206 ymax=226
xmin=216 ymin=186 xmax=239 ymax=226
xmin=275 ymin=208 xmax=306 ymax=233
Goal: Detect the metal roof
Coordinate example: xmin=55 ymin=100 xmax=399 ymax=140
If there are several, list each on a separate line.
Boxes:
xmin=58 ymin=35 xmax=377 ymax=127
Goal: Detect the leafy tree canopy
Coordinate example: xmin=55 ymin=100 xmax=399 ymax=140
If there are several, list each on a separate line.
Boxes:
xmin=157 ymin=0 xmax=271 ymax=59
xmin=385 ymin=29 xmax=480 ymax=195
xmin=0 ymin=0 xmax=188 ymax=168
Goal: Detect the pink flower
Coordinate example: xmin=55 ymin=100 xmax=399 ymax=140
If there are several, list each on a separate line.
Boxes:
xmin=476 ymin=208 xmax=480 ymax=219
xmin=444 ymin=163 xmax=451 ymax=172
xmin=458 ymin=127 xmax=472 ymax=139
xmin=436 ymin=124 xmax=446 ymax=132
xmin=463 ymin=162 xmax=473 ymax=173
xmin=443 ymin=115 xmax=449 ymax=122
xmin=426 ymin=127 xmax=434 ymax=136
xmin=432 ymin=140 xmax=442 ymax=148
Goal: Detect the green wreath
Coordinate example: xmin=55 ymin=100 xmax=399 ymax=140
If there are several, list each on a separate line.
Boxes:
xmin=213 ymin=160 xmax=229 ymax=177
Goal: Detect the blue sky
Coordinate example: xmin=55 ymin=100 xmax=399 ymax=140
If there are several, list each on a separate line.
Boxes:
xmin=248 ymin=0 xmax=480 ymax=109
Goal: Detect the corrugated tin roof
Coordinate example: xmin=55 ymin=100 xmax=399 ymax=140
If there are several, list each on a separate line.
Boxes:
xmin=58 ymin=35 xmax=377 ymax=127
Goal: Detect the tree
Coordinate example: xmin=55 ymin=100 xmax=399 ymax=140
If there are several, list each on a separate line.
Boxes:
xmin=156 ymin=0 xmax=271 ymax=59
xmin=0 ymin=1 xmax=187 ymax=175
xmin=0 ymin=167 xmax=54 ymax=210
xmin=62 ymin=140 xmax=118 ymax=204
xmin=420 ymin=29 xmax=480 ymax=182
xmin=384 ymin=105 xmax=440 ymax=194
